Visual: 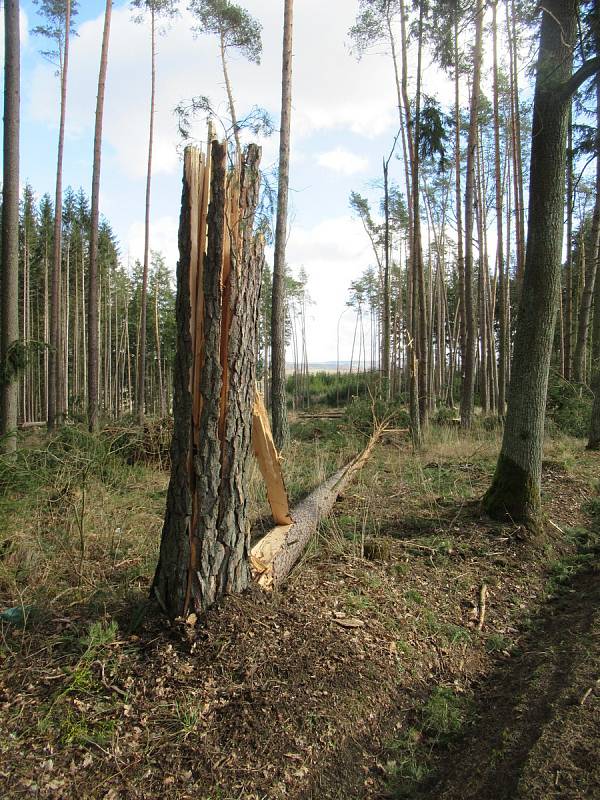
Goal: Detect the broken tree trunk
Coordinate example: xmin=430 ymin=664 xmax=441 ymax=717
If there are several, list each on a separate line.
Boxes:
xmin=251 ymin=423 xmax=385 ymax=589
xmin=153 ymin=139 xmax=264 ymax=620
xmin=252 ymin=391 xmax=293 ymax=526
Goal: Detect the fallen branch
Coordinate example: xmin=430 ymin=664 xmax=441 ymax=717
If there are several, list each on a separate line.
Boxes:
xmin=251 ymin=423 xmax=385 ymax=589
xmin=478 ymin=583 xmax=488 ymax=631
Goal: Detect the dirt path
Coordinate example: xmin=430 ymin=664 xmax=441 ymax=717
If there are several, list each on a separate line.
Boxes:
xmin=422 ymin=563 xmax=600 ymax=800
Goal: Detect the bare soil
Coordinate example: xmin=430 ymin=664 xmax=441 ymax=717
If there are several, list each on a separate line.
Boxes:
xmin=0 ymin=426 xmax=598 ymax=800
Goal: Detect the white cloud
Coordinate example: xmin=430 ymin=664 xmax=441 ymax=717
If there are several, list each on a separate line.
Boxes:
xmin=126 ymin=215 xmax=179 ymax=270
xmin=0 ymin=8 xmax=30 ymax=63
xmin=317 ymin=147 xmax=368 ymax=176
xmin=27 ymin=0 xmax=399 ymax=180
xmin=286 ymin=215 xmax=376 ymax=361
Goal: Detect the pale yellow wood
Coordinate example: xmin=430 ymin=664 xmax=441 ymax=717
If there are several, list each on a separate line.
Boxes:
xmin=251 ymin=423 xmax=386 ymax=589
xmin=252 ymin=390 xmax=293 ymax=526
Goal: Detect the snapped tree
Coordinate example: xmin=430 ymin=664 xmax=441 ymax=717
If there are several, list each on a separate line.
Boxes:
xmin=153 ymin=141 xmax=265 ymax=619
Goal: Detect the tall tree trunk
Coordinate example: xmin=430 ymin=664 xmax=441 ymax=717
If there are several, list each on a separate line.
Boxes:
xmin=460 ymin=0 xmax=483 ymax=429
xmin=382 ymin=136 xmax=398 ymax=398
xmin=588 ymin=38 xmax=600 ymax=448
xmin=219 ymin=30 xmax=241 ymax=156
xmin=48 ymin=0 xmax=71 ymax=430
xmin=483 ymin=0 xmax=584 ymax=528
xmin=154 ymin=274 xmax=166 ymax=416
xmin=588 ymin=223 xmax=600 ymax=447
xmin=493 ymin=0 xmax=508 ymax=415
xmin=88 ymin=0 xmax=112 ymax=433
xmin=507 ymin=0 xmax=526 ymax=295
xmin=454 ymin=14 xmax=465 ymax=413
xmin=137 ymin=6 xmax=156 ymax=425
xmin=271 ymin=0 xmax=293 ymax=449
xmin=565 ymin=110 xmax=574 ymax=380
xmin=573 ymin=79 xmax=600 ymax=384
xmin=0 ymin=0 xmax=20 ymax=453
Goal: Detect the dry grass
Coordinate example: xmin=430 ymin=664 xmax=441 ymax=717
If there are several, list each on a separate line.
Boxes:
xmin=0 ymin=417 xmax=598 ymax=800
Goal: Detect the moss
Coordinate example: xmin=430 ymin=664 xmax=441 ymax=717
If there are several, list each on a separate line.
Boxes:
xmin=482 ymin=452 xmax=541 ymax=532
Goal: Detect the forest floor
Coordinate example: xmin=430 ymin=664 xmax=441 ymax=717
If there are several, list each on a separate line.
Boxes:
xmin=0 ymin=414 xmax=598 ymax=799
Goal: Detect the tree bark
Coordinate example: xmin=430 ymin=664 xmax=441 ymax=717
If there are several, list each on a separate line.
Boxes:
xmin=493 ymin=0 xmax=508 ymax=416
xmin=588 ymin=43 xmax=600 ymax=448
xmin=573 ymin=78 xmax=600 ymax=384
xmin=0 ymin=0 xmax=20 ymax=453
xmin=460 ymin=0 xmax=483 ymax=429
xmin=219 ymin=30 xmax=241 ymax=156
xmin=137 ymin=6 xmax=156 ymax=425
xmin=153 ymin=142 xmax=265 ymax=619
xmin=88 ymin=0 xmax=112 ymax=433
xmin=483 ymin=0 xmax=581 ymax=528
xmin=271 ymin=0 xmax=293 ymax=449
xmin=48 ymin=0 xmax=71 ymax=430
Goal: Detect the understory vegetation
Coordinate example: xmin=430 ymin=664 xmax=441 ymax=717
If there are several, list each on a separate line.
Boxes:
xmin=1 ymin=415 xmax=598 ymax=798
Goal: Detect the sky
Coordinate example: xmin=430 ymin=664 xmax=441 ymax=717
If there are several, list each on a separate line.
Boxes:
xmin=9 ymin=0 xmax=457 ymax=363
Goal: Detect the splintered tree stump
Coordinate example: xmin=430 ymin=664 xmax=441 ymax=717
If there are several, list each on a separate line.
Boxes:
xmin=153 ymin=138 xmax=265 ymax=620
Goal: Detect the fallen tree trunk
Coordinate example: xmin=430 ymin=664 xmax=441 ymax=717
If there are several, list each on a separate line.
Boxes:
xmin=251 ymin=423 xmax=385 ymax=589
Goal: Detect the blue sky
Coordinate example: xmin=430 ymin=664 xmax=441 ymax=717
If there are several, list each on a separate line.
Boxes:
xmin=10 ymin=0 xmax=454 ymax=362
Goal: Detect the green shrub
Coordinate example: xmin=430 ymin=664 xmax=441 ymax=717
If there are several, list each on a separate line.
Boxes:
xmin=546 ymin=374 xmax=592 ymax=438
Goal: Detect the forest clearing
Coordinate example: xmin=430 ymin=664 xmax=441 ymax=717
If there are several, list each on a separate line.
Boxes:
xmin=2 ymin=0 xmax=600 ymax=798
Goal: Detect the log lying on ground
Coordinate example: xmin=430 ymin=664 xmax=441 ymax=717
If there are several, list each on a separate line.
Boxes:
xmin=297 ymin=410 xmax=344 ymax=420
xmin=251 ymin=423 xmax=385 ymax=589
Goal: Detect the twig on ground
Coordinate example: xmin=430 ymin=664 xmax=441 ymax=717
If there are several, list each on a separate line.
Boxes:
xmin=478 ymin=583 xmax=488 ymax=631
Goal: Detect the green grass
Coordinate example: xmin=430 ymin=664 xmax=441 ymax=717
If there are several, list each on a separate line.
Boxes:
xmin=386 ymin=686 xmax=470 ymax=798
xmin=485 ymin=633 xmax=511 ymax=653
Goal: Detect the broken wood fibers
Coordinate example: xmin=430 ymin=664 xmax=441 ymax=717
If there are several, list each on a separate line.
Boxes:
xmin=153 ymin=134 xmax=268 ymax=619
xmin=251 ymin=422 xmax=386 ymax=589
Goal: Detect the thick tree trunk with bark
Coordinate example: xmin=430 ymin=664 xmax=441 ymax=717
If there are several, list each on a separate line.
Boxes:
xmin=88 ymin=0 xmax=112 ymax=433
xmin=0 ymin=0 xmax=20 ymax=453
xmin=483 ymin=0 xmax=581 ymax=528
xmin=271 ymin=0 xmax=294 ymax=450
xmin=153 ymin=142 xmax=264 ymax=620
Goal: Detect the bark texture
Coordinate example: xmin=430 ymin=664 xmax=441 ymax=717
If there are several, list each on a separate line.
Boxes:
xmin=153 ymin=142 xmax=264 ymax=620
xmin=483 ymin=0 xmax=578 ymax=527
